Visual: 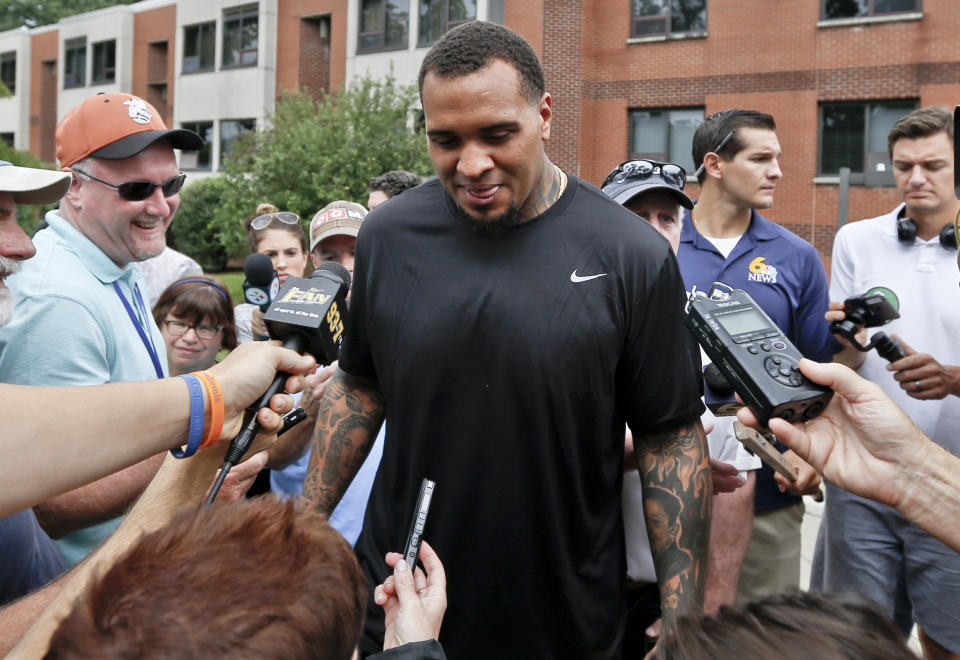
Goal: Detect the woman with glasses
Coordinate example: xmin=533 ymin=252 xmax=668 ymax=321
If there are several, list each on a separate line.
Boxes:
xmin=235 ymin=204 xmax=310 ymax=343
xmin=152 ymin=276 xmax=237 ymax=377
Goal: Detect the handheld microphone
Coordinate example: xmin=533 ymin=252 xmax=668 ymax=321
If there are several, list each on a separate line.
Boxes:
xmin=205 ymin=263 xmax=351 ymax=505
xmin=703 ymin=363 xmax=742 ymax=416
xmin=242 ymin=253 xmax=280 ymax=312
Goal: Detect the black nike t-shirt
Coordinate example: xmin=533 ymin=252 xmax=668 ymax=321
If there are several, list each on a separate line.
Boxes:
xmin=341 ymin=177 xmax=704 ymax=659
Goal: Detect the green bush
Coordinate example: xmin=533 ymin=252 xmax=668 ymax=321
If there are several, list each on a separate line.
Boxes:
xmin=168 ymin=175 xmax=232 ymax=271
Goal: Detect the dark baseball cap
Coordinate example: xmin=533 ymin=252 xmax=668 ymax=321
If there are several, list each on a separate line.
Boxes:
xmin=602 ymin=160 xmax=694 ymax=210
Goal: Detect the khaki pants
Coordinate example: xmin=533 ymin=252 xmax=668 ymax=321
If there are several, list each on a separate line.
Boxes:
xmin=736 ymin=500 xmax=804 ymax=604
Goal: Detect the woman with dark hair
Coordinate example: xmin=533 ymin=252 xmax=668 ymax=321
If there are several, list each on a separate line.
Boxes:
xmin=152 ymin=276 xmax=236 ymax=377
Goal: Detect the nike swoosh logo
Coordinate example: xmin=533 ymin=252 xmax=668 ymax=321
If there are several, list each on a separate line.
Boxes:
xmin=570 ymin=270 xmax=608 ymax=283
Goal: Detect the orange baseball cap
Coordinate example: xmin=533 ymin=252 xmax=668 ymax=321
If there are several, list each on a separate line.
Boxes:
xmin=56 ymin=93 xmax=204 ymax=168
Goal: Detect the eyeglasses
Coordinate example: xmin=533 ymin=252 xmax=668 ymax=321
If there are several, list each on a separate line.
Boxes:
xmin=250 ymin=212 xmax=301 ymax=231
xmin=693 ymin=129 xmax=736 ymax=179
xmin=602 ymin=159 xmax=687 ymax=191
xmin=72 ymin=169 xmax=186 ymax=202
xmin=162 ymin=318 xmax=223 ymax=340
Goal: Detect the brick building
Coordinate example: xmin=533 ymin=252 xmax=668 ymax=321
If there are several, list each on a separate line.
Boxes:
xmin=0 ymin=0 xmax=956 ymax=257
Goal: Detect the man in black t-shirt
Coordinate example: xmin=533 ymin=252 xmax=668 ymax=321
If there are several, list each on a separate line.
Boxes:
xmin=302 ymin=21 xmax=709 ymax=659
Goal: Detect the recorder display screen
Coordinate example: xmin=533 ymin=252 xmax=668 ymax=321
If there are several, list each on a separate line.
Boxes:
xmin=716 ymin=308 xmax=770 ymax=336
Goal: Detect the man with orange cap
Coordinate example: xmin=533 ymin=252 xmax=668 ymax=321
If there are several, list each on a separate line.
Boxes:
xmin=0 ymin=93 xmax=202 ymax=577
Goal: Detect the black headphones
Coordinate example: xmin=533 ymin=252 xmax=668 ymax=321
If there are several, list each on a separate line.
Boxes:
xmin=896 ymin=205 xmax=957 ymax=249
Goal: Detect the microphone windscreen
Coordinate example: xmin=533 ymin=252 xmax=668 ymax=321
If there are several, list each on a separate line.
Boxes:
xmin=244 ymin=253 xmax=275 ymax=286
xmin=313 ymin=261 xmax=351 ymax=290
xmin=704 ymin=363 xmax=734 ymax=395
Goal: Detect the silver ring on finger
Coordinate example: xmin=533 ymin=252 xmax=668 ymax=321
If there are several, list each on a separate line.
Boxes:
xmin=915 ymin=380 xmax=922 ymax=392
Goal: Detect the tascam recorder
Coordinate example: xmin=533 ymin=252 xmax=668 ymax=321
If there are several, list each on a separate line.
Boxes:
xmin=684 ymin=282 xmax=832 ymax=427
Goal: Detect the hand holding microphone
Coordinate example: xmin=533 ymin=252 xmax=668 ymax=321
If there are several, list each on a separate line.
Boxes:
xmin=205 ymin=262 xmax=351 ymax=504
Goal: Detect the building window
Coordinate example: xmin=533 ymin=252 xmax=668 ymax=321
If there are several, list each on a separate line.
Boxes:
xmin=91 ymin=40 xmax=115 ymax=84
xmin=629 ymin=108 xmax=703 ymax=176
xmin=179 ymin=121 xmax=213 ymax=171
xmin=0 ymin=52 xmax=15 ymax=95
xmin=183 ymin=22 xmax=216 ymax=73
xmin=418 ymin=0 xmax=475 ymax=47
xmin=819 ymin=100 xmax=917 ymax=184
xmin=358 ymin=0 xmax=410 ymax=52
xmin=64 ymin=38 xmax=86 ymax=88
xmin=822 ymin=0 xmax=919 ymax=20
xmin=0 ymin=133 xmax=13 ymax=147
xmin=631 ymin=0 xmax=707 ymax=38
xmin=220 ymin=118 xmax=255 ymax=164
xmin=223 ymin=5 xmax=258 ymax=68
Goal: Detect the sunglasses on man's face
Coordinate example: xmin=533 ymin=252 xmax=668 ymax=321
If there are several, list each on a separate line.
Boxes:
xmin=72 ymin=168 xmax=186 ymax=202
xmin=603 ymin=159 xmax=687 ymax=190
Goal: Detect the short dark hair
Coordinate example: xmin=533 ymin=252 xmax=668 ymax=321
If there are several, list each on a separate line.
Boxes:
xmin=887 ymin=106 xmax=953 ymax=158
xmin=46 ymin=498 xmax=367 ymax=660
xmin=645 ymin=485 xmax=683 ymax=524
xmin=369 ymin=170 xmax=422 ymax=198
xmin=692 ymin=109 xmax=777 ymax=183
xmin=651 ymin=591 xmax=914 ymax=660
xmin=152 ymin=276 xmax=238 ymax=350
xmin=418 ymin=21 xmax=545 ymax=105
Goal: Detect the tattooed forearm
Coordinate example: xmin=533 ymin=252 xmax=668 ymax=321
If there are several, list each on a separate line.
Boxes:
xmin=300 ymin=368 xmax=385 ymax=515
xmin=635 ymin=420 xmax=711 ymax=629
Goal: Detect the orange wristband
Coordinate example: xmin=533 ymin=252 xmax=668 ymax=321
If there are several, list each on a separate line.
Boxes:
xmin=194 ymin=370 xmax=224 ymax=449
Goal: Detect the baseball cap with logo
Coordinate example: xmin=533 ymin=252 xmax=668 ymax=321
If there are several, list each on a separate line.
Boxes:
xmin=309 ymin=201 xmax=368 ymax=253
xmin=56 ymin=93 xmax=204 ymax=168
xmin=0 ymin=161 xmax=72 ymax=204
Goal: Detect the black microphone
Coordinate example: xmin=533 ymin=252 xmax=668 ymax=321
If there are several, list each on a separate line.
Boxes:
xmin=703 ymin=363 xmax=742 ymax=416
xmin=205 ymin=263 xmax=351 ymax=505
xmin=242 ymin=253 xmax=279 ymax=313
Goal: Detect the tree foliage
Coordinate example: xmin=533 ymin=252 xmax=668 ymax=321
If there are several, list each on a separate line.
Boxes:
xmin=0 ymin=0 xmax=138 ymax=31
xmin=167 ymin=175 xmax=232 ymax=271
xmin=202 ymin=73 xmax=432 ymax=261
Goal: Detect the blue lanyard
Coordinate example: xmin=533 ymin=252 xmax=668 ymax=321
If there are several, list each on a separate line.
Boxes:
xmin=113 ymin=280 xmax=165 ymax=379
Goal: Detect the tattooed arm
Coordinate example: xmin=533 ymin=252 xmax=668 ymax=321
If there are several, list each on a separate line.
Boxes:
xmin=301 ymin=367 xmax=386 ymax=515
xmin=635 ymin=419 xmax=711 ymax=631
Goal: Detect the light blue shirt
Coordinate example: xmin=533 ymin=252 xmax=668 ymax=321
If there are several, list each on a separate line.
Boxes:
xmin=0 ymin=210 xmax=167 ymax=567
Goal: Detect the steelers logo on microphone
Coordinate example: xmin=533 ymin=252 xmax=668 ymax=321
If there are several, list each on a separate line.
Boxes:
xmin=246 ymin=287 xmax=269 ymax=306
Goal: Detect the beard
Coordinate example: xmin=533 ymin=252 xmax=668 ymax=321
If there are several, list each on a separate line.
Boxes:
xmin=451 ymin=201 xmax=522 ymax=238
xmin=0 ymin=256 xmax=21 ymax=327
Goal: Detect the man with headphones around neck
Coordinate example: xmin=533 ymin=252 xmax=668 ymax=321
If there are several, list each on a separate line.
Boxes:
xmin=819 ymin=106 xmax=960 ymax=660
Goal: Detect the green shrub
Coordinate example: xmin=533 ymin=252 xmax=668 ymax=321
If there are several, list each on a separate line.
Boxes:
xmin=168 ymin=175 xmax=232 ymax=271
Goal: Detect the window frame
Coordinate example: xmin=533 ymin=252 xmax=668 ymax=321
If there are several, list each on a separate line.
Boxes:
xmin=183 ymin=21 xmax=216 ymax=74
xmin=222 ymin=5 xmax=259 ymax=69
xmin=357 ymin=0 xmax=410 ymax=54
xmin=179 ymin=121 xmax=214 ymax=171
xmin=817 ymin=99 xmax=919 ymax=185
xmin=417 ymin=0 xmax=476 ymax=48
xmin=630 ymin=0 xmax=707 ymax=39
xmin=64 ymin=38 xmax=87 ymax=89
xmin=820 ymin=0 xmax=921 ymax=21
xmin=91 ymin=40 xmax=116 ymax=85
xmin=0 ymin=51 xmax=15 ymax=95
xmin=219 ymin=118 xmax=256 ymax=166
xmin=627 ymin=106 xmax=704 ymax=177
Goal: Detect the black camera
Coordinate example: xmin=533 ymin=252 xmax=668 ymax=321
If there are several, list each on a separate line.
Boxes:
xmin=685 ymin=283 xmax=833 ymax=427
xmin=829 ymin=290 xmax=906 ymax=363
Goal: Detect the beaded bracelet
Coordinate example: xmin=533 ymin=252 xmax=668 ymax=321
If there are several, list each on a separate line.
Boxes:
xmin=172 ymin=374 xmax=204 ymax=458
xmin=194 ymin=370 xmax=224 ymax=450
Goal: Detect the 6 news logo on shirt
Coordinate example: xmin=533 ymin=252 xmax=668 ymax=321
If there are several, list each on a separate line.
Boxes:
xmin=748 ymin=256 xmax=779 ymax=284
